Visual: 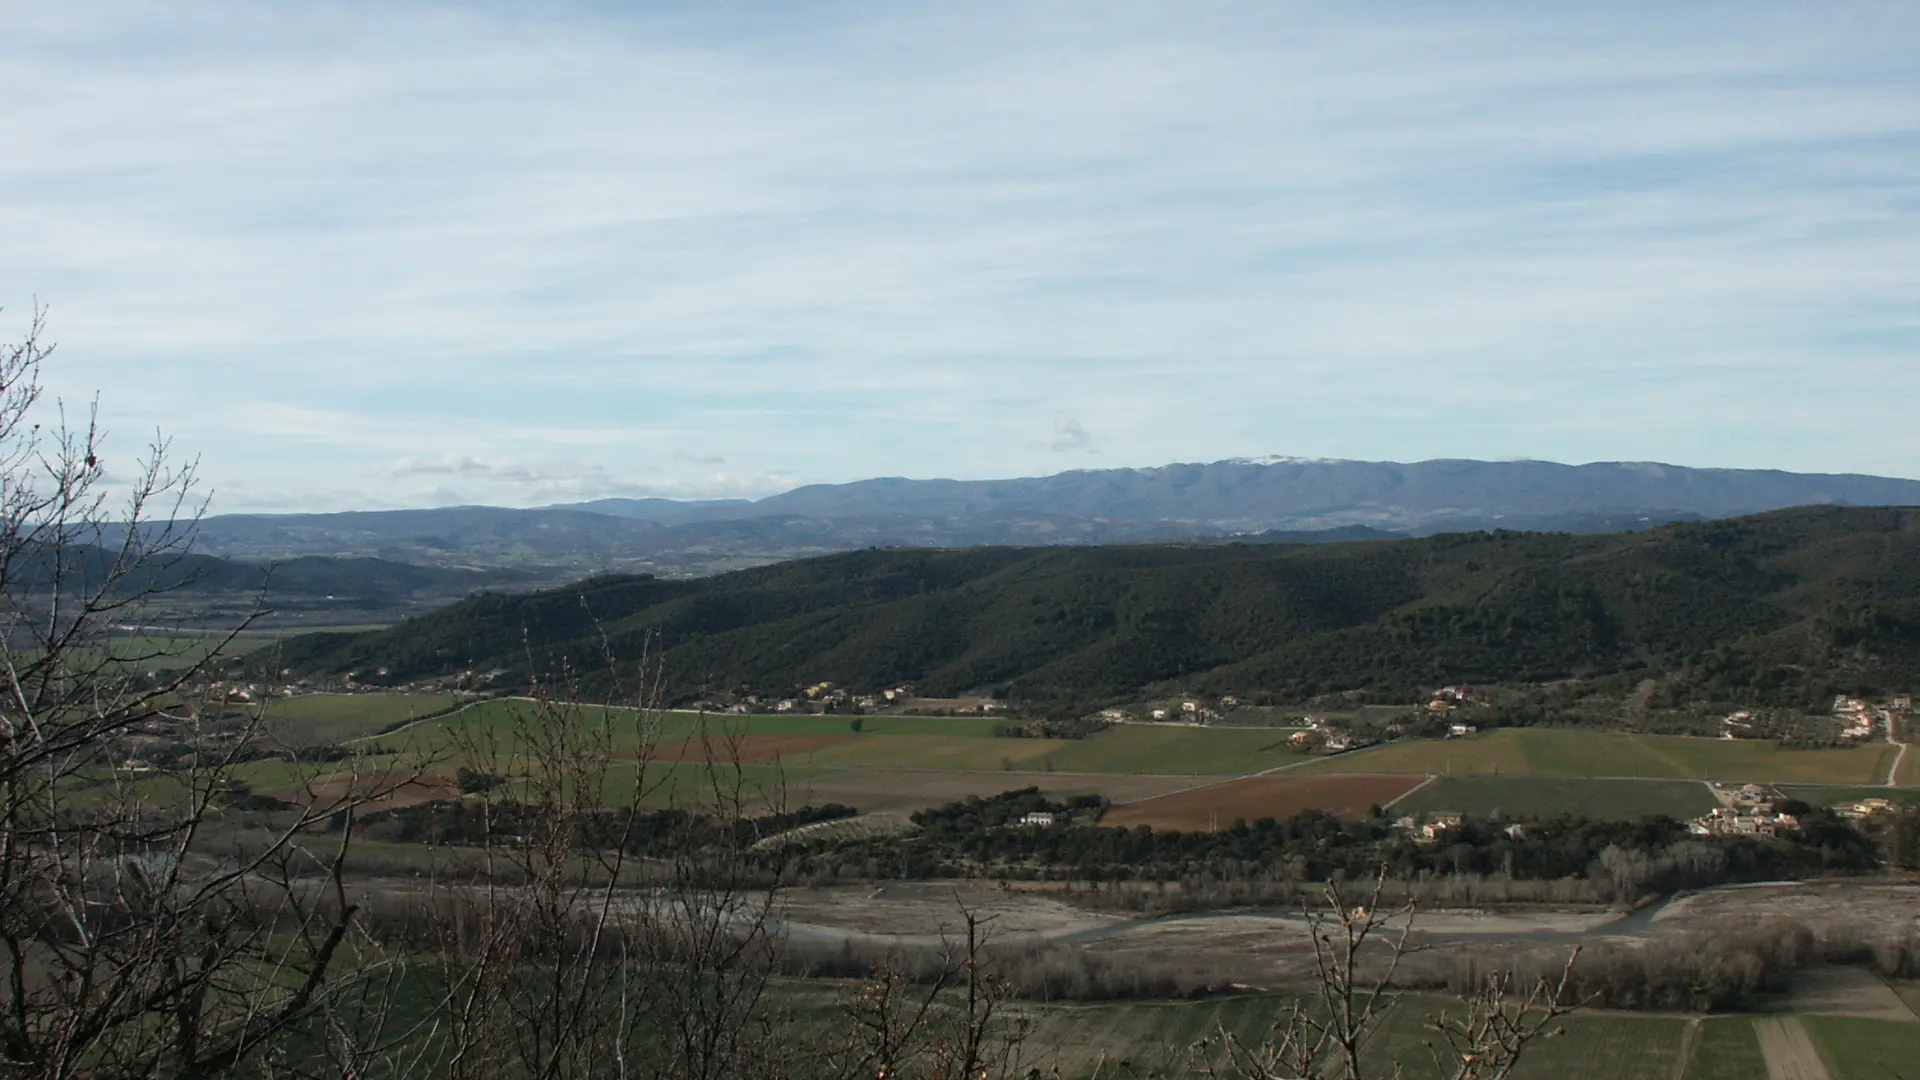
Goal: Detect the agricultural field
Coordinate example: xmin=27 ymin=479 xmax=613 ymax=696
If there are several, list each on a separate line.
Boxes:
xmin=1778 ymin=785 xmax=1920 ymax=809
xmin=1339 ymin=999 xmax=1691 ymax=1080
xmin=372 ymin=701 xmax=1008 ymax=756
xmin=1043 ymin=723 xmax=1302 ymax=774
xmin=1011 ymin=995 xmax=1291 ymax=1077
xmin=772 ymin=988 xmax=1708 ymax=1080
xmin=67 ymin=633 xmax=273 ymax=673
xmin=369 ymin=704 xmax=1297 ymax=775
xmin=251 ymin=694 xmax=1917 ymax=824
xmin=1102 ymin=774 xmax=1425 ymax=831
xmin=1392 ymin=776 xmax=1720 ymax=821
xmin=1898 ymin=745 xmax=1920 ymax=786
xmin=1682 ymin=1018 xmax=1766 ymax=1080
xmin=1804 ymin=1015 xmax=1920 ymax=1078
xmin=1297 ymin=729 xmax=1896 ymax=784
xmin=257 ymin=691 xmax=459 ymax=745
xmin=784 ymin=769 xmax=1201 ymax=814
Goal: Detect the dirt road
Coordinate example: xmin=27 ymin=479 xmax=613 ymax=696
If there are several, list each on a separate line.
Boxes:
xmin=1754 ymin=1018 xmax=1830 ymax=1080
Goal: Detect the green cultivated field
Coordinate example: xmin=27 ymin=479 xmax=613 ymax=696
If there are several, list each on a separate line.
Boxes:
xmin=375 ymin=701 xmax=1008 ymax=753
xmin=802 ymin=734 xmax=1068 ymax=770
xmin=1682 ymin=1018 xmax=1766 ymax=1080
xmin=1343 ymin=999 xmax=1690 ymax=1080
xmin=1394 ymin=776 xmax=1720 ymax=821
xmin=254 ymin=694 xmax=1913 ymax=820
xmin=66 ymin=633 xmax=272 ymax=673
xmin=1044 ymin=723 xmax=1299 ymax=774
xmin=374 ymin=705 xmax=1293 ymax=775
xmin=260 ymin=691 xmax=459 ymax=745
xmin=1298 ymin=729 xmax=1895 ymax=784
xmin=1778 ymin=785 xmax=1920 ymax=809
xmin=1805 ymin=1015 xmax=1920 ymax=1078
xmin=776 ymin=988 xmax=1704 ymax=1080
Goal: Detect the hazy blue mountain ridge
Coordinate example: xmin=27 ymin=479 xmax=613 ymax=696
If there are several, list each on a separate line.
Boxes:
xmin=179 ymin=457 xmax=1920 ymax=576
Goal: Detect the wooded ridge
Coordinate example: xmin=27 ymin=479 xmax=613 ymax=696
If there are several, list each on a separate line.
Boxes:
xmin=266 ymin=506 xmax=1920 ymax=709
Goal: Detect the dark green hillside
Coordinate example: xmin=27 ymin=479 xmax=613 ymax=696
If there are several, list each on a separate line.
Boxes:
xmin=266 ymin=507 xmax=1920 ymax=708
xmin=12 ymin=545 xmax=527 ymax=606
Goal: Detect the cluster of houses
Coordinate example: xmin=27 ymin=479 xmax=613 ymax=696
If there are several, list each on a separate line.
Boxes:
xmin=705 ymin=683 xmax=937 ymax=715
xmin=1835 ymin=797 xmax=1900 ymax=821
xmin=1105 ymin=697 xmax=1238 ymax=724
xmin=1395 ymin=811 xmax=1463 ymax=842
xmin=1425 ymin=685 xmax=1476 ymax=713
xmin=1719 ymin=693 xmax=1911 ymax=742
xmin=1689 ymin=784 xmax=1800 ymax=837
xmin=1832 ymin=695 xmax=1894 ymax=741
xmin=1389 ymin=813 xmax=1527 ymax=844
xmin=1290 ymin=715 xmax=1362 ymax=753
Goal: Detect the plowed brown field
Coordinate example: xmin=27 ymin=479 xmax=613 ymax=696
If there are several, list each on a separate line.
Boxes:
xmin=649 ymin=733 xmax=854 ymax=764
xmin=1103 ymin=774 xmax=1424 ymax=831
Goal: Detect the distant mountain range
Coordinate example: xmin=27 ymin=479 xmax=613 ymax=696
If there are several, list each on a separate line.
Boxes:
xmin=183 ymin=457 xmax=1920 ymax=577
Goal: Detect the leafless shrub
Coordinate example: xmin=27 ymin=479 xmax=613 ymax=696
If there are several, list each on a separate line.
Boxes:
xmin=1186 ymin=869 xmax=1580 ymax=1080
xmin=0 ymin=307 xmax=411 ymax=1079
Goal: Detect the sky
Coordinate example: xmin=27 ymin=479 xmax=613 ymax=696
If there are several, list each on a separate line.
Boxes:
xmin=2 ymin=2 xmax=1917 ymax=514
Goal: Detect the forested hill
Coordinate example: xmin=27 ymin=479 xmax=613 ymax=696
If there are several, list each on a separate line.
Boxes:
xmin=14 ymin=546 xmax=527 ymax=607
xmin=268 ymin=506 xmax=1920 ymax=709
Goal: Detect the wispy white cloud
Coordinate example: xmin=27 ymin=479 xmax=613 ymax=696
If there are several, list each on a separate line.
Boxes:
xmin=2 ymin=2 xmax=1917 ymax=512
xmin=1049 ymin=418 xmax=1095 ymax=454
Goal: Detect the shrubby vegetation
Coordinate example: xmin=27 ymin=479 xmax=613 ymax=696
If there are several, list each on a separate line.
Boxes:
xmin=771 ymin=791 xmax=1881 ymax=903
xmin=1403 ymin=919 xmax=1920 ymax=1013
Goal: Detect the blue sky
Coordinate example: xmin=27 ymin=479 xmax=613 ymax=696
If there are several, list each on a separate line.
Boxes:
xmin=2 ymin=2 xmax=1917 ymax=513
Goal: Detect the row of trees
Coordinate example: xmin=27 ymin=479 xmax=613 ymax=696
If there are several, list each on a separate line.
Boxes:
xmin=774 ymin=793 xmax=1882 ymax=898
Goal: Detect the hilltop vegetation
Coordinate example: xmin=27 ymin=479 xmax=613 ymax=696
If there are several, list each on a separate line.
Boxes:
xmin=268 ymin=506 xmax=1920 ymax=709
